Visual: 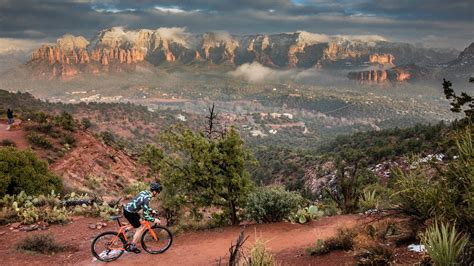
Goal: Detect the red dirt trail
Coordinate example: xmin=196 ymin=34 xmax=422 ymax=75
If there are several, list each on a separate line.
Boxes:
xmin=1 ymin=215 xmax=362 ymax=266
xmin=0 ymin=120 xmax=28 ymax=149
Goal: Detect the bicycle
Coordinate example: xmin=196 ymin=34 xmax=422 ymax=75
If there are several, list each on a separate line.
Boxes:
xmin=91 ymin=212 xmax=173 ymax=262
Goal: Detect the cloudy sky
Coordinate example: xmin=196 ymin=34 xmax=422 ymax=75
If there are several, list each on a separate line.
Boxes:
xmin=0 ymin=0 xmax=472 ymax=51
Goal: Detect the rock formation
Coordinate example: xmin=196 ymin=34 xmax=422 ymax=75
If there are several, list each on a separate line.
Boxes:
xmin=348 ymin=64 xmax=430 ymax=83
xmin=28 ymin=27 xmax=458 ymax=79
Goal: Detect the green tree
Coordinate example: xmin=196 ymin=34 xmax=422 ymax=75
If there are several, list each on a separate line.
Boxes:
xmin=0 ymin=147 xmax=62 ymax=196
xmin=325 ymin=149 xmax=378 ymax=214
xmin=158 ymin=125 xmax=254 ymax=225
xmin=443 ymin=78 xmax=473 ymax=122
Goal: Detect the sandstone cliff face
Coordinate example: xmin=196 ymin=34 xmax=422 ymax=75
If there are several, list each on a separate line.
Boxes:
xmin=28 ymin=28 xmax=457 ymax=79
xmin=30 ymin=33 xmax=146 ymax=79
xmin=348 ymin=64 xmax=429 ymax=83
xmin=369 ymin=53 xmax=395 ymax=65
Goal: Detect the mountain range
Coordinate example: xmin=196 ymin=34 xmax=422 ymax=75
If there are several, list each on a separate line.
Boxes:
xmin=24 ymin=27 xmax=468 ymax=82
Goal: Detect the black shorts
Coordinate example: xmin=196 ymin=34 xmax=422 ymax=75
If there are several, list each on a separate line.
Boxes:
xmin=123 ymin=208 xmax=141 ymax=228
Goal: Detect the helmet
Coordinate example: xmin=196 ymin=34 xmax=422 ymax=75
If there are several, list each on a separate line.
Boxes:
xmin=150 ymin=182 xmax=162 ymax=192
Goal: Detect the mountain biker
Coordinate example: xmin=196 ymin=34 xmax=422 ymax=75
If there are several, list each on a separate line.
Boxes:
xmin=123 ymin=182 xmax=162 ymax=253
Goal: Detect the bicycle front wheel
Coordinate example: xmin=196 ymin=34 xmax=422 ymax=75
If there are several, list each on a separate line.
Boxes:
xmin=141 ymin=225 xmax=173 ymax=254
xmin=91 ymin=231 xmax=126 ymax=262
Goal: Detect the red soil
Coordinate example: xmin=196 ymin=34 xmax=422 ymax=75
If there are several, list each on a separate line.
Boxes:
xmin=0 ymin=215 xmax=363 ymax=266
xmin=0 ymin=120 xmax=29 ymax=149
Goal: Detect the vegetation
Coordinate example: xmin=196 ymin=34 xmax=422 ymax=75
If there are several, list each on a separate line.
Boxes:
xmin=16 ymin=234 xmax=66 ymax=254
xmin=421 ymin=222 xmax=469 ymax=265
xmin=391 ymin=127 xmax=473 ymax=233
xmin=288 ymin=205 xmax=324 ymax=224
xmin=0 ymin=147 xmax=62 ymax=196
xmin=158 ymin=125 xmax=254 ymax=225
xmin=306 ymin=228 xmax=357 ymax=256
xmin=27 ymin=132 xmax=53 ymax=149
xmin=244 ymin=186 xmax=304 ymax=223
xmin=248 ymin=238 xmax=276 ymax=266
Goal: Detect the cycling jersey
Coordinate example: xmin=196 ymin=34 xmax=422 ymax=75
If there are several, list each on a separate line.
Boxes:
xmin=124 ymin=190 xmax=154 ymax=222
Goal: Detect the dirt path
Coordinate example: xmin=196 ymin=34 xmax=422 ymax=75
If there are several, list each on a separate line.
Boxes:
xmin=1 ymin=215 xmax=363 ymax=266
xmin=0 ymin=121 xmax=29 ymax=148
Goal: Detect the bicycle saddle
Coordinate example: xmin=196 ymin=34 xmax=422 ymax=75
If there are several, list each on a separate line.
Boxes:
xmin=109 ymin=215 xmax=122 ymax=220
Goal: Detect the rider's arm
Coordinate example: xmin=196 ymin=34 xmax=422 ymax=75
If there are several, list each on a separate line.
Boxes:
xmin=142 ymin=196 xmax=155 ymax=222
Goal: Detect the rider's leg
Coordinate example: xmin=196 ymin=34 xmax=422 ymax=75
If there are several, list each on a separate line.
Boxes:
xmin=131 ymin=224 xmax=147 ymax=245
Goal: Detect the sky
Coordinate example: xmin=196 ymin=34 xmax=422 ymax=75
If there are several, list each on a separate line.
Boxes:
xmin=0 ymin=0 xmax=473 ymax=51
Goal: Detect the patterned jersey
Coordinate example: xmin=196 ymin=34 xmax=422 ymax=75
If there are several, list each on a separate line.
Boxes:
xmin=124 ymin=190 xmax=154 ymax=222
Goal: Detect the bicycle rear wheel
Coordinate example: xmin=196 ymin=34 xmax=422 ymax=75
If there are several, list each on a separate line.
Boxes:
xmin=91 ymin=231 xmax=126 ymax=262
xmin=141 ymin=225 xmax=173 ymax=254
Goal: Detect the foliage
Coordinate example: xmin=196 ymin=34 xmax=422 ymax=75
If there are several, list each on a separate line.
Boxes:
xmin=248 ymin=238 xmax=275 ymax=266
xmin=306 ymin=228 xmax=357 ymax=256
xmin=0 ymin=147 xmax=62 ymax=196
xmin=289 ymin=205 xmax=324 ymax=224
xmin=159 ymin=125 xmax=254 ymax=225
xmin=27 ymin=132 xmax=53 ymax=149
xmin=244 ymin=186 xmax=304 ymax=223
xmin=81 ymin=117 xmax=92 ymax=131
xmin=54 ymin=112 xmax=76 ymax=131
xmin=319 ymin=122 xmax=450 ymax=164
xmin=391 ymin=127 xmax=474 ymax=233
xmin=356 ymin=243 xmax=394 ymax=265
xmin=139 ymin=144 xmax=164 ymax=176
xmin=124 ymin=181 xmax=149 ymax=198
xmin=16 ymin=234 xmax=65 ymax=254
xmin=71 ymin=202 xmax=118 ymax=219
xmin=442 ymin=79 xmax=473 ymax=122
xmin=421 ymin=221 xmax=469 ymax=265
xmin=61 ymin=133 xmax=76 ymax=147
xmin=325 ymin=151 xmax=378 ymax=214
xmin=359 ymin=189 xmax=380 ymax=212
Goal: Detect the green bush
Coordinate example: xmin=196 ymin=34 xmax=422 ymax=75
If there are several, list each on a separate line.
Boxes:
xmin=391 ymin=127 xmax=473 ymax=233
xmin=124 ymin=181 xmax=148 ymax=198
xmin=54 ymin=112 xmax=76 ymax=131
xmin=421 ymin=222 xmax=469 ymax=265
xmin=245 ymin=186 xmax=305 ymax=223
xmin=249 ymin=239 xmax=275 ymax=266
xmin=27 ymin=132 xmax=53 ymax=149
xmin=61 ymin=133 xmax=76 ymax=147
xmin=16 ymin=234 xmax=65 ymax=254
xmin=306 ymin=228 xmax=357 ymax=256
xmin=289 ymin=205 xmax=324 ymax=224
xmin=359 ymin=189 xmax=379 ymax=211
xmin=0 ymin=147 xmax=62 ymax=196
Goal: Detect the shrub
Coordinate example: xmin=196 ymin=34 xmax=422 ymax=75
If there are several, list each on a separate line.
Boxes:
xmin=249 ymin=239 xmax=275 ymax=266
xmin=391 ymin=127 xmax=474 ymax=233
xmin=16 ymin=234 xmax=65 ymax=254
xmin=289 ymin=205 xmax=324 ymax=224
xmin=0 ymin=147 xmax=62 ymax=196
xmin=421 ymin=222 xmax=469 ymax=265
xmin=27 ymin=132 xmax=53 ymax=149
xmin=245 ymin=186 xmax=305 ymax=223
xmin=356 ymin=243 xmax=394 ymax=265
xmin=54 ymin=112 xmax=76 ymax=131
xmin=61 ymin=133 xmax=76 ymax=147
xmin=124 ymin=181 xmax=148 ymax=198
xmin=0 ymin=139 xmax=16 ymax=147
xmin=359 ymin=189 xmax=379 ymax=211
xmin=81 ymin=117 xmax=92 ymax=131
xmin=307 ymin=228 xmax=357 ymax=256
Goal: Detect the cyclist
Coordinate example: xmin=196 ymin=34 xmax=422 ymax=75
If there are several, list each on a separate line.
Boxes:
xmin=123 ymin=182 xmax=162 ymax=253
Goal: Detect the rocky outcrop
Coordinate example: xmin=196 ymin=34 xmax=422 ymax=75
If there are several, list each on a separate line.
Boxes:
xmin=348 ymin=64 xmax=429 ymax=83
xmin=28 ymin=27 xmax=459 ymax=79
xmin=369 ymin=53 xmax=395 ymax=65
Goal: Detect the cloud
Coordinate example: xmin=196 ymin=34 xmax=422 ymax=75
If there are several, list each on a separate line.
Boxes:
xmin=156 ymin=27 xmax=190 ymax=46
xmin=0 ymin=0 xmax=472 ymax=50
xmin=0 ymin=38 xmax=44 ymax=54
xmin=228 ymin=62 xmax=294 ymax=83
xmin=227 ymin=62 xmax=345 ymax=84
